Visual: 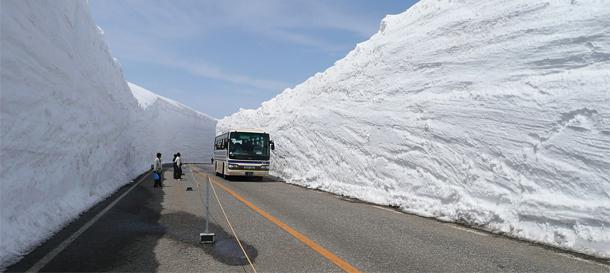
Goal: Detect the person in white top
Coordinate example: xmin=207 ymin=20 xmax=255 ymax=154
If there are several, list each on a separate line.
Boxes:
xmin=153 ymin=153 xmax=163 ymax=188
xmin=174 ymin=152 xmax=182 ymax=180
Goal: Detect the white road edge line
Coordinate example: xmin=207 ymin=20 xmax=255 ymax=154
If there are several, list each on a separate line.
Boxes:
xmin=371 ymin=203 xmax=489 ymax=236
xmin=445 ymin=224 xmax=489 ymax=237
xmin=555 ymin=253 xmax=609 ymax=268
xmin=372 ymin=205 xmax=403 ymax=214
xmin=25 ymin=172 xmax=150 ymax=273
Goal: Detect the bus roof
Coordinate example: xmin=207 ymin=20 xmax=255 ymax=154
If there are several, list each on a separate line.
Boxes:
xmin=220 ymin=128 xmax=267 ymax=134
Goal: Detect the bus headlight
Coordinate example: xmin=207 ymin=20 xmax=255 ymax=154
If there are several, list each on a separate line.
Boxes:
xmin=261 ymin=165 xmax=269 ymax=170
xmin=228 ymin=164 xmax=239 ymax=169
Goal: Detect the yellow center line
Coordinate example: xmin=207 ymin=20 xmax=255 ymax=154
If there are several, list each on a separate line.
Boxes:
xmin=193 ymin=168 xmax=362 ymax=273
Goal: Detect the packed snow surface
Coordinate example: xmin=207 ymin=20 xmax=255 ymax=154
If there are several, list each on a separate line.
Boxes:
xmin=0 ymin=1 xmax=215 ymax=267
xmin=220 ymin=0 xmax=610 ymax=258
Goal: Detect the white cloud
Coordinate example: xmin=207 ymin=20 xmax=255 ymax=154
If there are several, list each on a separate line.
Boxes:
xmin=92 ymin=0 xmax=380 ymax=47
xmin=161 ymin=58 xmax=290 ymax=91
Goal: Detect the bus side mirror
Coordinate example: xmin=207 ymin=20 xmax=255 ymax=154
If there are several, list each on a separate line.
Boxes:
xmin=270 ymin=140 xmax=275 ymax=150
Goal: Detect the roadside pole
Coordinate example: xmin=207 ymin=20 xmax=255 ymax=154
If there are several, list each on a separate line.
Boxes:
xmin=200 ymin=176 xmax=215 ymax=244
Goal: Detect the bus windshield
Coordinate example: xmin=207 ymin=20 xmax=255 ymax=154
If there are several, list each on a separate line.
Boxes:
xmin=228 ymin=132 xmax=270 ymax=160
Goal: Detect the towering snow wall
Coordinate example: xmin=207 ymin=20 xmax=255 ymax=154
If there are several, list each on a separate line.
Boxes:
xmin=128 ymin=82 xmax=216 ymax=165
xmin=0 ymin=1 xmax=215 ymax=267
xmin=219 ymin=0 xmax=610 ymax=258
xmin=0 ymin=1 xmax=138 ymax=266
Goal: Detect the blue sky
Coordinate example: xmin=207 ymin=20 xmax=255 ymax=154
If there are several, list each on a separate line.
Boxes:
xmin=90 ymin=0 xmax=417 ymax=118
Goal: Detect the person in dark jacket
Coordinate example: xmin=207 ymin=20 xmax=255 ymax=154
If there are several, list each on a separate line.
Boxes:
xmin=173 ymin=153 xmax=179 ymax=179
xmin=175 ymin=152 xmax=183 ymax=180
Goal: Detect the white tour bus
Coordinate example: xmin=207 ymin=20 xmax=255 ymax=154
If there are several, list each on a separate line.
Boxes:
xmin=213 ymin=128 xmax=274 ymax=179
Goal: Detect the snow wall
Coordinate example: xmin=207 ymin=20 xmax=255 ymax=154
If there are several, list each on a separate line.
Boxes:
xmin=219 ymin=0 xmax=610 ymax=258
xmin=128 ymin=82 xmax=216 ymax=164
xmin=0 ymin=1 xmax=215 ymax=267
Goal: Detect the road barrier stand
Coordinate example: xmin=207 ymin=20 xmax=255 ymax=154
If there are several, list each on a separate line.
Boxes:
xmin=200 ymin=176 xmax=215 ymax=244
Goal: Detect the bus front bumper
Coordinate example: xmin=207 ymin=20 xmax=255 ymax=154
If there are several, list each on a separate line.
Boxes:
xmin=225 ymin=169 xmax=268 ymax=177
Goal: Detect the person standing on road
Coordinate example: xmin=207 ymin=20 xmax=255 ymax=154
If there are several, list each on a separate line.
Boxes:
xmin=175 ymin=152 xmax=183 ymax=180
xmin=153 ymin=153 xmax=163 ymax=188
xmin=173 ymin=153 xmax=179 ymax=179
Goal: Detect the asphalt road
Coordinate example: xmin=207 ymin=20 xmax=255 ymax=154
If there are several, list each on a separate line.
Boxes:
xmin=7 ymin=164 xmax=609 ymax=272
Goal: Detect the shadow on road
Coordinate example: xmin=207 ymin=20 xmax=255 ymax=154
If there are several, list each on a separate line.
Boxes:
xmin=40 ymin=173 xmax=166 ymax=272
xmin=6 ymin=171 xmax=165 ymax=272
xmin=189 ymin=163 xmax=283 ymax=184
xmin=8 ymin=167 xmax=260 ymax=272
xmin=223 ymin=175 xmax=279 ymax=183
